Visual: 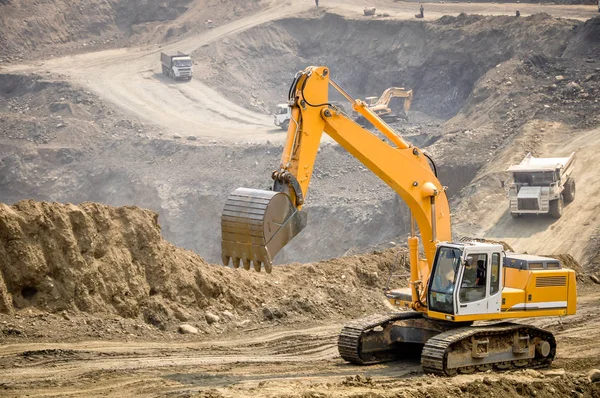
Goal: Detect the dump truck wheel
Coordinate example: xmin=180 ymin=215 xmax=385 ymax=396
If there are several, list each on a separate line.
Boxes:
xmin=563 ymin=178 xmax=575 ymax=202
xmin=281 ymin=120 xmax=290 ymax=131
xmin=549 ymin=197 xmax=563 ymax=218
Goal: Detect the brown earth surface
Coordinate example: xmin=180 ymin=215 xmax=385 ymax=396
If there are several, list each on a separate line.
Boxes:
xmin=0 ymin=199 xmax=599 ymax=397
xmin=1 ymin=0 xmax=600 ymax=397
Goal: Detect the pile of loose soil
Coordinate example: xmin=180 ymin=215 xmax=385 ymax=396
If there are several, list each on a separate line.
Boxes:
xmin=0 ymin=200 xmax=405 ymax=333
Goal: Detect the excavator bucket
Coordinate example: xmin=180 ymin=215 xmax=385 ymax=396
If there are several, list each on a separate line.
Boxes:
xmin=221 ymin=188 xmax=307 ymax=273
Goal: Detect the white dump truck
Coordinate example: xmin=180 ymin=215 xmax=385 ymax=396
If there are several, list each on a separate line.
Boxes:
xmin=507 ymin=152 xmax=576 ymax=219
xmin=161 ymin=51 xmax=193 ymax=81
xmin=273 ymin=103 xmax=291 ymax=130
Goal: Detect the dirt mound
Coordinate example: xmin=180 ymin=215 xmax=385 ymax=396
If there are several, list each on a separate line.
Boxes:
xmin=563 ymin=17 xmax=600 ymax=59
xmin=542 ymin=254 xmax=584 ymax=275
xmin=0 ymin=200 xmax=402 ymax=330
xmin=0 ymin=200 xmax=222 ymax=324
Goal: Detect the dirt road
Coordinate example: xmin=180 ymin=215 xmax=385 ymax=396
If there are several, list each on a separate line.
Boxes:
xmin=2 ymin=0 xmax=597 ymax=142
xmin=1 ymin=289 xmax=598 ymax=397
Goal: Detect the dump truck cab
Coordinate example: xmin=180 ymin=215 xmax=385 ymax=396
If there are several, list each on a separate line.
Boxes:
xmin=507 ymin=152 xmax=575 ymax=218
xmin=273 ymin=104 xmax=291 ymax=130
xmin=161 ymin=51 xmax=193 ymax=80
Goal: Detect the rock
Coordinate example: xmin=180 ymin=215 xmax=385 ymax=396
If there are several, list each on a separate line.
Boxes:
xmin=483 ymin=376 xmax=492 ymax=385
xmin=236 ymin=319 xmax=251 ymax=328
xmin=544 ymin=368 xmax=566 ymax=378
xmin=555 ymin=75 xmax=565 ymax=81
xmin=588 ymin=369 xmax=600 ymax=383
xmin=3 ymin=327 xmax=23 ymax=336
xmin=263 ymin=307 xmax=274 ymax=320
xmin=590 ymin=275 xmax=600 ymax=284
xmin=565 ymin=82 xmax=582 ymax=94
xmin=263 ymin=307 xmax=284 ymax=320
xmin=205 ymin=312 xmax=220 ymax=324
xmin=49 ymin=102 xmax=72 ymax=113
xmin=178 ymin=324 xmax=198 ymax=334
xmin=62 ymin=311 xmax=71 ymax=321
xmin=222 ymin=310 xmax=235 ymax=321
xmin=364 ymin=7 xmax=376 ymax=16
xmin=186 ymin=136 xmax=197 ymax=141
xmin=523 ymin=368 xmax=542 ymax=378
xmin=172 ymin=134 xmax=181 ymax=139
xmin=174 ymin=308 xmax=192 ymax=321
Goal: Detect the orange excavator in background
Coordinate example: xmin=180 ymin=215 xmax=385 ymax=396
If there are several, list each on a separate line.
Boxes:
xmin=355 ymin=86 xmax=413 ymax=125
xmin=220 ymin=66 xmax=576 ymax=375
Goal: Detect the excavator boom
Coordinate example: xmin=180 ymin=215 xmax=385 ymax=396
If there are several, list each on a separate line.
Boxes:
xmin=221 ymin=66 xmax=450 ymax=301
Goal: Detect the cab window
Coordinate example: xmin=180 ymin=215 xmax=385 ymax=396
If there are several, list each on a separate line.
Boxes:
xmin=459 ymin=254 xmax=487 ymax=303
xmin=429 ymin=246 xmax=462 ymax=314
xmin=490 ymin=253 xmax=500 ymax=295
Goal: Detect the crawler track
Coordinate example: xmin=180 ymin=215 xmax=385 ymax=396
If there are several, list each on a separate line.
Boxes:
xmin=422 ymin=323 xmax=556 ymax=376
xmin=338 ymin=312 xmax=423 ymax=365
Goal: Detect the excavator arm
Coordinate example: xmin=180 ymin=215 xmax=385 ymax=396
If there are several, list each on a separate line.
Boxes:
xmin=221 ymin=67 xmax=451 ymax=302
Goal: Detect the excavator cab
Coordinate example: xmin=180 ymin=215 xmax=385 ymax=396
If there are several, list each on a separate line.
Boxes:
xmin=365 ymin=96 xmax=379 ymax=106
xmin=428 ymin=242 xmax=503 ymax=319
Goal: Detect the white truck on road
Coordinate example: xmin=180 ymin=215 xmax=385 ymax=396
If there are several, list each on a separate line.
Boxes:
xmin=273 ymin=103 xmax=291 ymax=130
xmin=507 ymin=152 xmax=576 ymax=219
xmin=161 ymin=52 xmax=193 ymax=81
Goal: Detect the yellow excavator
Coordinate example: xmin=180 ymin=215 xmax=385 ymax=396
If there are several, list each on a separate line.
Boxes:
xmin=355 ymin=87 xmax=413 ymax=125
xmin=221 ymin=66 xmax=576 ymax=375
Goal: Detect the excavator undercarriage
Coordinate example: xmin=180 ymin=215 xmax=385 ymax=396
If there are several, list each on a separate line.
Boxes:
xmin=338 ymin=312 xmax=556 ymax=375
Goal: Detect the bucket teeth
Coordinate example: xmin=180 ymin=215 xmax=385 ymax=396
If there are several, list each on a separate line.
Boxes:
xmin=221 ymin=188 xmax=307 ymax=273
xmin=242 ymin=259 xmax=251 ymax=271
xmin=264 ymin=262 xmax=273 ymax=274
xmin=222 ymin=254 xmax=230 ymax=266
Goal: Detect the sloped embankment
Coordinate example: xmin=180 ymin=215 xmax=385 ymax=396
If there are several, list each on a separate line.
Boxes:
xmin=0 ymin=200 xmax=401 ymax=328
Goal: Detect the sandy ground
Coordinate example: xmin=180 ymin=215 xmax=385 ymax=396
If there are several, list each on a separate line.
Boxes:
xmin=1 ymin=0 xmax=598 ymax=143
xmin=1 ymin=288 xmax=598 ymax=397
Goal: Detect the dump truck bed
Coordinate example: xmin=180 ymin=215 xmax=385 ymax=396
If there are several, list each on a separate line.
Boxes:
xmin=506 ymin=152 xmax=575 ymax=173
